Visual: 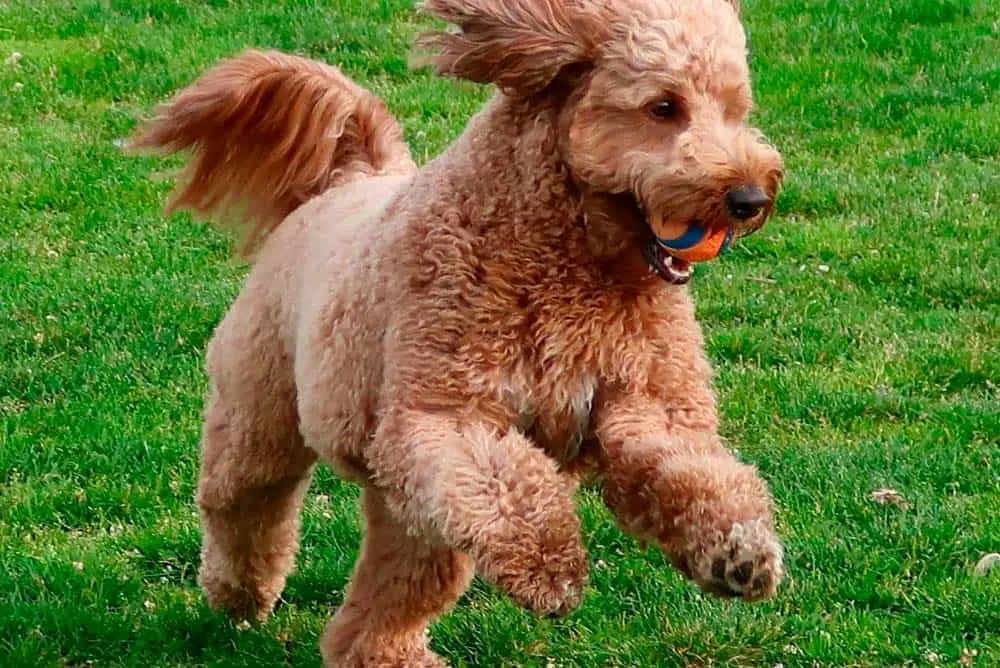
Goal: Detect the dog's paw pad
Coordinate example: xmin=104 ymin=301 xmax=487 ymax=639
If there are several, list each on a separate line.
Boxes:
xmin=693 ymin=518 xmax=783 ymax=601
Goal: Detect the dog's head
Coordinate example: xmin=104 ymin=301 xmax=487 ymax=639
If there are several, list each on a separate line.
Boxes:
xmin=419 ymin=0 xmax=783 ymax=283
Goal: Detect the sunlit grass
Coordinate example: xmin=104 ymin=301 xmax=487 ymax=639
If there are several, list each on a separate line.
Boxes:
xmin=2 ymin=0 xmax=998 ymax=665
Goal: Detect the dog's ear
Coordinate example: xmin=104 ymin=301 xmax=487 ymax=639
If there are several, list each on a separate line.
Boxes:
xmin=416 ymin=0 xmax=605 ymax=96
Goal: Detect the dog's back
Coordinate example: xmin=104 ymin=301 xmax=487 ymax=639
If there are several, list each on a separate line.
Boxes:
xmin=131 ymin=51 xmax=419 ymax=481
xmin=206 ymin=170 xmax=410 ymax=480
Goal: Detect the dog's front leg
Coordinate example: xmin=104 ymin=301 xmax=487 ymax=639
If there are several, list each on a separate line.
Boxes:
xmin=367 ymin=409 xmax=589 ymax=616
xmin=593 ymin=392 xmax=784 ymax=600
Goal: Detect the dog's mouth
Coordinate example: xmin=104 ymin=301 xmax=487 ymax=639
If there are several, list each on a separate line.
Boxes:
xmin=624 ymin=194 xmax=696 ymax=285
xmin=627 ymin=196 xmax=755 ymax=285
xmin=602 ymin=190 xmax=766 ymax=285
xmin=640 ymin=237 xmax=694 ymax=284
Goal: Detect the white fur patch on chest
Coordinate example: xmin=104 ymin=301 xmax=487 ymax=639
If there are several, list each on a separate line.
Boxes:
xmin=499 ymin=365 xmax=595 ymax=461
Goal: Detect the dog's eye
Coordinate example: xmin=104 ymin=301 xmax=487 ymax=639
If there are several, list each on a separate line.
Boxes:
xmin=647 ymin=100 xmax=678 ymax=121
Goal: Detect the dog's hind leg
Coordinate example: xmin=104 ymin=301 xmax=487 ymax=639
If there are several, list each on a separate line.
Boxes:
xmin=321 ymin=487 xmax=473 ymax=668
xmin=195 ymin=306 xmax=317 ymax=621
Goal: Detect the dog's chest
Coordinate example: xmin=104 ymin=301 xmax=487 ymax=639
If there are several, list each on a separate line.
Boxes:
xmin=512 ymin=293 xmax=647 ymax=459
xmin=499 ymin=361 xmax=596 ymax=463
xmin=464 ymin=243 xmax=666 ymax=461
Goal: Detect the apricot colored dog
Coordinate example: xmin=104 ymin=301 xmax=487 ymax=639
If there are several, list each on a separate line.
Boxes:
xmin=133 ymin=0 xmax=785 ymax=665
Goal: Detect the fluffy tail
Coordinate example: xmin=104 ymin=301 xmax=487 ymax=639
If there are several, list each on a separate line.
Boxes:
xmin=130 ymin=50 xmax=415 ymax=256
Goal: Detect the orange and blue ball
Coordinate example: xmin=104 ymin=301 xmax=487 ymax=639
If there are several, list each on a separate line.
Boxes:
xmin=655 ymin=221 xmax=733 ymax=263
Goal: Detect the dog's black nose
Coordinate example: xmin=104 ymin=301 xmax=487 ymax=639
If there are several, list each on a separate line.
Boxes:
xmin=725 ymin=185 xmax=770 ymax=220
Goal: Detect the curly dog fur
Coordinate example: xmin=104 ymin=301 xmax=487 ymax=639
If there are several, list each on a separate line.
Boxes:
xmin=132 ymin=0 xmax=786 ymax=664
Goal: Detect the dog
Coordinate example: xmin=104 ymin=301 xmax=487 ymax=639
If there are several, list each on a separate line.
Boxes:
xmin=132 ymin=0 xmax=785 ymax=665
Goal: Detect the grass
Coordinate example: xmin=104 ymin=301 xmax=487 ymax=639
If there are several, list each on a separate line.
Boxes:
xmin=1 ymin=0 xmax=998 ymax=665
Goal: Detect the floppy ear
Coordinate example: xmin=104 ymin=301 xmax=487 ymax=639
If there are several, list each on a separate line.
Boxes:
xmin=416 ymin=0 xmax=606 ymax=95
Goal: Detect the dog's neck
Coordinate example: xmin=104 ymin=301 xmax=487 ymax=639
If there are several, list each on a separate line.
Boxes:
xmin=428 ymin=92 xmax=657 ymax=286
xmin=443 ymin=93 xmax=579 ymax=228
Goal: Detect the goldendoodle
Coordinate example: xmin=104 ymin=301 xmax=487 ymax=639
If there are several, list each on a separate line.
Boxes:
xmin=132 ymin=0 xmax=785 ymax=664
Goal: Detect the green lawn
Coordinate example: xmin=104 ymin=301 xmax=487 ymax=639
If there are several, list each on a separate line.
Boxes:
xmin=2 ymin=0 xmax=998 ymax=666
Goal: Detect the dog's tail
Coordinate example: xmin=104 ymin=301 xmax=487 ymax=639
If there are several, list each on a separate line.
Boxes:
xmin=130 ymin=50 xmax=415 ymax=256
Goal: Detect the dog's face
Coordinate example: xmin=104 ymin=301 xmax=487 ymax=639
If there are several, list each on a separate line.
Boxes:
xmin=561 ymin=3 xmax=783 ymax=282
xmin=421 ymin=0 xmax=783 ymax=283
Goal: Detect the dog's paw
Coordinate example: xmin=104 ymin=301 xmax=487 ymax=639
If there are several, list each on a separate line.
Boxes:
xmin=330 ymin=638 xmax=450 ymax=668
xmin=494 ymin=542 xmax=589 ymax=616
xmin=487 ymin=552 xmax=588 ymax=616
xmin=473 ymin=523 xmax=589 ymax=616
xmin=200 ymin=574 xmax=279 ymax=622
xmin=680 ymin=518 xmax=784 ymax=601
